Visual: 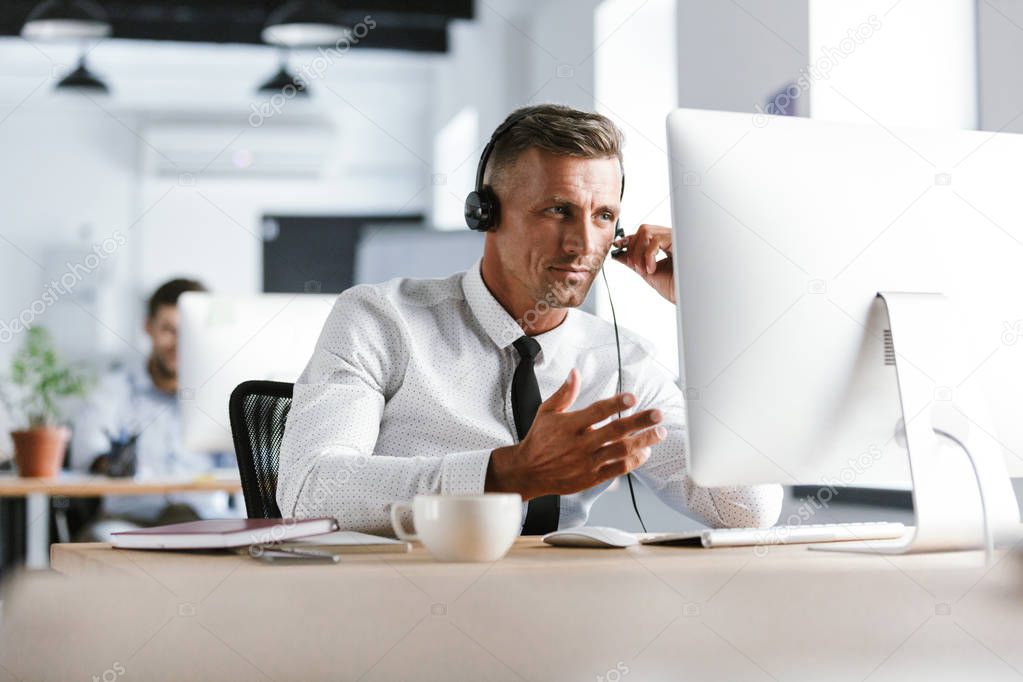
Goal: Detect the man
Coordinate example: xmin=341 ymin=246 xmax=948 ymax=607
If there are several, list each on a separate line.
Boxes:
xmin=72 ymin=278 xmax=233 ymax=540
xmin=278 ymin=104 xmax=782 ymax=534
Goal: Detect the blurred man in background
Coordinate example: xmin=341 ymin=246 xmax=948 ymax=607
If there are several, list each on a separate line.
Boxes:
xmin=72 ymin=278 xmax=235 ymax=540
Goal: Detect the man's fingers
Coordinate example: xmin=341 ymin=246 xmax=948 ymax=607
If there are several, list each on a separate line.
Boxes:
xmin=635 ymin=228 xmax=652 ymax=274
xmin=568 ymin=391 xmax=636 ymax=429
xmin=610 ymin=235 xmax=632 ymax=263
xmin=592 ymin=426 xmax=666 ymax=470
xmin=586 ymin=409 xmax=662 ymax=447
xmin=635 ymin=233 xmax=657 ymax=275
xmin=645 ymin=239 xmax=658 ymax=275
xmin=611 ymin=227 xmax=672 ymax=267
xmin=593 ymin=441 xmax=658 ymax=479
xmin=540 ymin=368 xmax=580 ymax=414
xmin=595 ymin=448 xmax=650 ymax=479
xmin=629 ymin=231 xmax=649 ymax=273
xmin=621 ymin=225 xmax=673 ymax=276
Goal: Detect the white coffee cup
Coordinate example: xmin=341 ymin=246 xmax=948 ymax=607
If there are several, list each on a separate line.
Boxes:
xmin=389 ymin=493 xmax=522 ymax=562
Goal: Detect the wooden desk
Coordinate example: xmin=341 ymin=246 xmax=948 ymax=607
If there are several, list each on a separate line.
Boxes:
xmin=1 ymin=539 xmax=1017 ymax=680
xmin=0 ymin=473 xmax=242 ymax=569
xmin=0 ymin=475 xmax=242 ymax=497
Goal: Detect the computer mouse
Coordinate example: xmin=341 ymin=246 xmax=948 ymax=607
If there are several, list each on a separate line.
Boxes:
xmin=542 ymin=526 xmax=639 ymax=548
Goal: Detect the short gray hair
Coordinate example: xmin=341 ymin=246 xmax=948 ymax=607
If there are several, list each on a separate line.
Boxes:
xmin=485 ymin=104 xmax=624 ymax=187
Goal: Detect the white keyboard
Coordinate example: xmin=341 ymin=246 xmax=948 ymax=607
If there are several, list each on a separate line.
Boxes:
xmin=642 ymin=522 xmax=907 ymax=548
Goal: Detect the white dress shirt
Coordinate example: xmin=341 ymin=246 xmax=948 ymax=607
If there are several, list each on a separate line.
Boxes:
xmin=278 ymin=259 xmax=782 ymax=534
xmin=71 ymin=359 xmax=233 ymax=521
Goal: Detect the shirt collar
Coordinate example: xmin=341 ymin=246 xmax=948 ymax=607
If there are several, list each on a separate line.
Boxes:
xmin=126 ymin=357 xmax=154 ymax=392
xmin=462 ymin=259 xmax=529 ymax=350
xmin=127 ymin=356 xmax=174 ymax=401
xmin=462 ymin=258 xmax=580 ymax=351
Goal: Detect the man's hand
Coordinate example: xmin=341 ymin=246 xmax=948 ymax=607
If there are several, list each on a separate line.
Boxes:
xmin=486 ymin=369 xmax=666 ymax=500
xmin=611 ymin=223 xmax=675 ymax=303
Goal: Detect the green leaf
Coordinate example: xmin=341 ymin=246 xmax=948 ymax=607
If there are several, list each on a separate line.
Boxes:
xmin=1 ymin=326 xmax=93 ymax=427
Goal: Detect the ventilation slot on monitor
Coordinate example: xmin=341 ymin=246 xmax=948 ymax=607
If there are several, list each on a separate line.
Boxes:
xmin=883 ymin=329 xmax=896 ymax=366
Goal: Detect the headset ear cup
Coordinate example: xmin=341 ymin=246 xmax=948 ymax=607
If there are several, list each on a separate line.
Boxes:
xmin=464 ymin=187 xmax=498 ymax=231
xmin=466 ymin=191 xmax=488 ymax=233
xmin=464 ymin=190 xmax=485 ymax=231
xmin=482 ymin=187 xmax=499 ymax=230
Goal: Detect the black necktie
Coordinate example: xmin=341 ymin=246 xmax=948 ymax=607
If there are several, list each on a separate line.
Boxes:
xmin=512 ymin=336 xmax=560 ymax=534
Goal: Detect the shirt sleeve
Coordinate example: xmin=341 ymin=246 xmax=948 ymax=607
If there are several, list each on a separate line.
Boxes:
xmin=627 ymin=344 xmax=784 ymax=529
xmin=276 ymin=285 xmax=493 ymax=535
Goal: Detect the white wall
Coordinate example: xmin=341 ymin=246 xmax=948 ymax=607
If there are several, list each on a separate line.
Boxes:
xmin=809 ymin=0 xmax=977 ymax=129
xmin=523 ymin=0 xmax=602 ymax=108
xmin=678 ymin=0 xmax=810 ymax=115
xmin=0 ymin=98 xmax=138 ymax=365
xmin=133 ymin=68 xmax=434 ymax=289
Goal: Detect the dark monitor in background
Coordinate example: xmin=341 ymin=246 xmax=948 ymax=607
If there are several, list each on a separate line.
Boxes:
xmin=354 ymin=226 xmax=483 ymax=284
xmin=261 ymin=214 xmax=424 ymax=293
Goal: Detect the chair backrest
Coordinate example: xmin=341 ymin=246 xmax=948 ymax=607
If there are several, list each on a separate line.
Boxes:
xmin=228 ymin=380 xmax=293 ymax=519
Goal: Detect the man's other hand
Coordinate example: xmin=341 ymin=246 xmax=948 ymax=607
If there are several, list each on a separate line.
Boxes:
xmin=486 ymin=369 xmax=666 ymax=500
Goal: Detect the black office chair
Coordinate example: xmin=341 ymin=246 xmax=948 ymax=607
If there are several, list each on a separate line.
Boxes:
xmin=228 ymin=380 xmax=293 ymax=519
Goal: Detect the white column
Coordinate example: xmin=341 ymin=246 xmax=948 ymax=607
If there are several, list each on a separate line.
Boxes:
xmin=592 ymin=0 xmax=680 ymax=374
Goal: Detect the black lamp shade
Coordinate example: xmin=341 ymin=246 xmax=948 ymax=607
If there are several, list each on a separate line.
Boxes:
xmin=57 ymin=54 xmax=108 ymax=92
xmin=257 ymin=64 xmax=309 ymax=96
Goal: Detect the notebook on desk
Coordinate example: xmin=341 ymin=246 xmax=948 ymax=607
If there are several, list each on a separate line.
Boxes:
xmin=280 ymin=531 xmax=411 ymax=554
xmin=111 ymin=518 xmax=338 ymax=550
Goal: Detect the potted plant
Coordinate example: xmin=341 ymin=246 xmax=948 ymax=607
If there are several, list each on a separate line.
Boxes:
xmin=1 ymin=327 xmax=90 ymax=477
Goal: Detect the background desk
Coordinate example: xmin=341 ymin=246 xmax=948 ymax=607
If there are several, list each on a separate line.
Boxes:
xmin=0 ymin=474 xmax=242 ymax=569
xmin=1 ymin=538 xmax=1019 ymax=681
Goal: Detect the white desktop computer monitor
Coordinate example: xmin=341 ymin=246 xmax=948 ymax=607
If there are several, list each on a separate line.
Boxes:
xmin=667 ymin=108 xmax=1023 ymax=552
xmin=178 ymin=293 xmax=337 ymax=453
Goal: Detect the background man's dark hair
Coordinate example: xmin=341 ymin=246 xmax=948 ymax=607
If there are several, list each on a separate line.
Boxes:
xmin=146 ymin=278 xmax=207 ymax=319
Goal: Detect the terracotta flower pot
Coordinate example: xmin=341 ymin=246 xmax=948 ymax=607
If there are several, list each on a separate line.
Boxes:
xmin=11 ymin=426 xmax=70 ymax=478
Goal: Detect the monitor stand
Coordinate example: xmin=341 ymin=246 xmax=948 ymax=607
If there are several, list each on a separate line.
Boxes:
xmin=812 ymin=292 xmax=1020 ymax=555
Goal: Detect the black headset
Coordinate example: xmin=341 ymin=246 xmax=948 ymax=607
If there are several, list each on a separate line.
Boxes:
xmin=464 ymin=112 xmax=627 ymax=257
xmin=464 ymin=113 xmax=646 ymax=531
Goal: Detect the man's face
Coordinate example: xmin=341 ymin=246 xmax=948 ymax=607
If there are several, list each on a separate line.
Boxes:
xmin=488 ymin=148 xmax=622 ymax=309
xmin=145 ymin=305 xmax=179 ymax=377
